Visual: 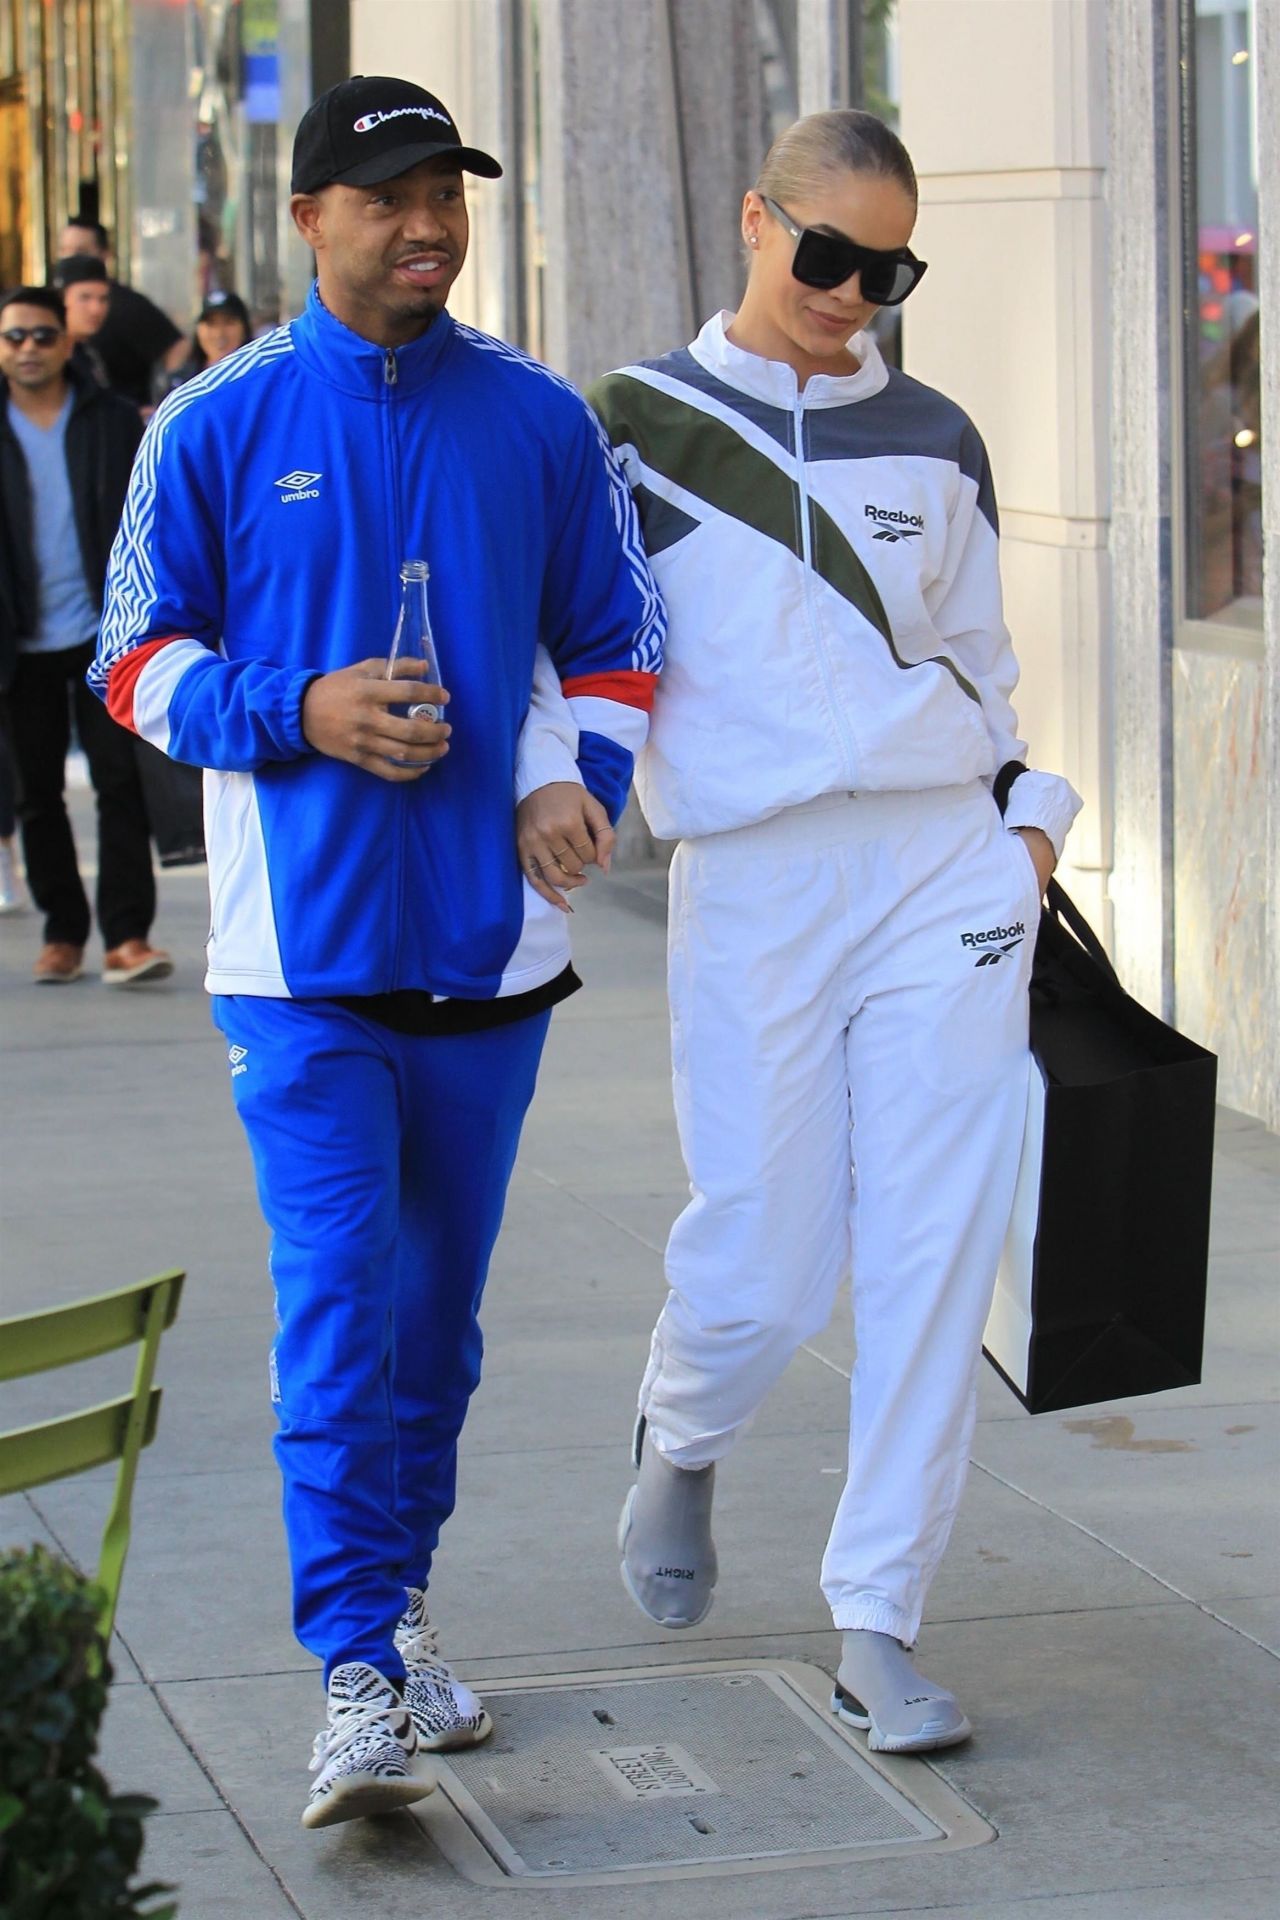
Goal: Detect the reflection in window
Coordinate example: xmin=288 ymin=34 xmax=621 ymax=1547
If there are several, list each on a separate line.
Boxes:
xmin=1181 ymin=0 xmax=1261 ymax=624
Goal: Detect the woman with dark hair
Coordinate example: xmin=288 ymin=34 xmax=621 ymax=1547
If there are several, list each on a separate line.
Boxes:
xmin=518 ymin=109 xmax=1082 ymax=1754
xmin=153 ymin=291 xmax=251 ymax=403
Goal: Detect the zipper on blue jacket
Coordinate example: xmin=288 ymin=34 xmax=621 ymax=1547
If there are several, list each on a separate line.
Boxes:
xmin=792 ymin=388 xmax=859 ymax=782
xmin=382 ymin=343 xmax=412 ymax=988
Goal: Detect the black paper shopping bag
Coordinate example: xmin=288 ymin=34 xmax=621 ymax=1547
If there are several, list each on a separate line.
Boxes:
xmin=984 ymin=880 xmax=1217 ymax=1414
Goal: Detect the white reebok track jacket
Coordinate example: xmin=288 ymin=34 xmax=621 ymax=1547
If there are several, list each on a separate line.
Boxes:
xmin=518 ymin=312 xmax=1080 ymax=856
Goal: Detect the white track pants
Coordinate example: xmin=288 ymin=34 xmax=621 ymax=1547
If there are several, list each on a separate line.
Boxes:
xmin=640 ymin=783 xmax=1039 ymax=1646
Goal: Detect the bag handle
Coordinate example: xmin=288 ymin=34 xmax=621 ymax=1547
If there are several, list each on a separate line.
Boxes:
xmin=1043 ymin=877 xmax=1121 ymax=986
xmin=995 ymin=764 xmax=1122 ymax=989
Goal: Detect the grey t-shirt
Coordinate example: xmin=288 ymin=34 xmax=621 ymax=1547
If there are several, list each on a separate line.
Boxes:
xmin=7 ymin=391 xmax=100 ymax=653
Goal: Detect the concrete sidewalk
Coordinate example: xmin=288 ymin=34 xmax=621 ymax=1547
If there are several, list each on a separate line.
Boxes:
xmin=1 ymin=844 xmax=1277 ymax=1920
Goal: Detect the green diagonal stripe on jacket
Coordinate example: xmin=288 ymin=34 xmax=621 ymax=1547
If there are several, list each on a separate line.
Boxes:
xmin=591 ymin=371 xmax=980 ymax=706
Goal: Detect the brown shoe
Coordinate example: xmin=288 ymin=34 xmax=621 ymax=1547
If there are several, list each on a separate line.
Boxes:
xmin=34 ymin=941 xmax=86 ymax=984
xmin=102 ymin=939 xmax=174 ymax=987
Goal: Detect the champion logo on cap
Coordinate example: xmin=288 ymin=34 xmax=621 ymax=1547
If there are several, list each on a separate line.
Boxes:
xmin=353 ymin=105 xmax=451 ymax=134
xmin=291 ymin=75 xmax=502 ymax=193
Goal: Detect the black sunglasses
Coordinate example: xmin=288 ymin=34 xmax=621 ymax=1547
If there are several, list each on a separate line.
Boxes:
xmin=1 ymin=324 xmax=63 ymax=347
xmin=761 ymin=196 xmax=927 ymax=307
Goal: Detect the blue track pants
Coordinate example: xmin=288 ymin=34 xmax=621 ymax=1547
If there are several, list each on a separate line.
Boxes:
xmin=211 ymin=995 xmax=550 ymax=1683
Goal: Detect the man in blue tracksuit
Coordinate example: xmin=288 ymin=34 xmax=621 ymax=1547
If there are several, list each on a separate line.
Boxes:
xmin=92 ymin=76 xmax=663 ymax=1829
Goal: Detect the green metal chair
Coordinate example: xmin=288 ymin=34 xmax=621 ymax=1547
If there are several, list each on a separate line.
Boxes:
xmin=0 ymin=1270 xmax=185 ymax=1639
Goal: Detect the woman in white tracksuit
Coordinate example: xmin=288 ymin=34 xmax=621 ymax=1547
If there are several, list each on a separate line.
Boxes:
xmin=517 ymin=110 xmax=1081 ymax=1753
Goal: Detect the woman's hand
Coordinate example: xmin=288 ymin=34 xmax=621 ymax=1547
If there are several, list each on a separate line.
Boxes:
xmin=517 ymin=781 xmax=616 ymax=913
xmin=1014 ymin=826 xmax=1057 ymax=899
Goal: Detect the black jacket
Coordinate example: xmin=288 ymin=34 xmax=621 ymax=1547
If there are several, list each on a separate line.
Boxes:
xmin=0 ymin=360 xmax=144 ymax=690
xmin=96 ymin=282 xmax=183 ymax=408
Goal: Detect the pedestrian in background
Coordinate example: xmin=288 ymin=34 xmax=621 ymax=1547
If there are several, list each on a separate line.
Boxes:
xmin=94 ymin=75 xmax=660 ymax=1830
xmin=153 ymin=290 xmax=252 ymax=406
xmin=0 ymin=284 xmax=170 ymax=985
xmin=49 ymin=255 xmax=112 ymax=388
xmin=520 ymin=109 xmax=1081 ymax=1755
xmin=58 ymin=214 xmax=186 ymax=410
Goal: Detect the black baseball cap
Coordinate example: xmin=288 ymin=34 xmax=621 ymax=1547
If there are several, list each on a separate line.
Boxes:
xmin=197 ymin=289 xmax=251 ymax=329
xmin=291 ymin=76 xmax=502 ymax=194
xmin=52 ymin=253 xmax=109 ymax=288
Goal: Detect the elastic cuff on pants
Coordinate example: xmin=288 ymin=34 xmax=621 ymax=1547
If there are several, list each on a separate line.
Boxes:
xmin=830 ymin=1598 xmax=918 ymax=1646
xmin=640 ymin=1408 xmax=735 ymax=1471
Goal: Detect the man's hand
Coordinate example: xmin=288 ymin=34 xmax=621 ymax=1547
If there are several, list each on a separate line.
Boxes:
xmin=517 ymin=781 xmax=617 ymax=914
xmin=302 ymin=659 xmax=451 ymax=781
xmin=1014 ymin=825 xmax=1057 ymax=898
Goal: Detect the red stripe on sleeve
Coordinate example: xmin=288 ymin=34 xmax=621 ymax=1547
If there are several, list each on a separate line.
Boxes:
xmin=560 ymin=669 xmax=657 ymax=712
xmin=105 ymin=636 xmax=182 ymax=732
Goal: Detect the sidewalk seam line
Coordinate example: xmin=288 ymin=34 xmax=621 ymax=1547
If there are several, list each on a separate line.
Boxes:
xmin=147 ymin=1598 xmax=1192 ymax=1687
xmin=525 ymin=1163 xmax=667 ymax=1255
xmin=967 ymin=1462 xmax=1280 ymax=1661
xmin=797 ymin=1345 xmax=1280 ymax=1662
xmin=786 ymin=1868 xmax=1280 ymax=1919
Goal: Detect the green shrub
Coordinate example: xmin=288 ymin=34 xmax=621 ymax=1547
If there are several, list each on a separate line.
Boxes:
xmin=0 ymin=1545 xmax=176 ymax=1919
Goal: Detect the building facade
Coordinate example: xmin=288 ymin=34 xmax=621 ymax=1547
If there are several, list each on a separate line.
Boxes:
xmin=898 ymin=0 xmax=1274 ymax=1124
xmin=0 ymin=0 xmax=337 ymax=333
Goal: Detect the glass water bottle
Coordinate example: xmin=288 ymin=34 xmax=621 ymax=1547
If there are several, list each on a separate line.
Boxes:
xmin=386 ymin=558 xmax=443 ymax=730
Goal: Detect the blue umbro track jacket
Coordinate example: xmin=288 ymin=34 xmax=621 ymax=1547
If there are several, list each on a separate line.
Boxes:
xmin=92 ymin=287 xmax=664 ymax=999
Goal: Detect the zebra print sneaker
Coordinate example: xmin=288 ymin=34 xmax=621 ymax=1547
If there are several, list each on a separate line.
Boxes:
xmin=302 ymin=1661 xmax=436 ymax=1830
xmin=396 ymin=1588 xmax=493 ymax=1751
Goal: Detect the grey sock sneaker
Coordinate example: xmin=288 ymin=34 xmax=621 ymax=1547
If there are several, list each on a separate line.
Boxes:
xmin=831 ymin=1630 xmax=972 ymax=1753
xmin=618 ymin=1414 xmax=717 ymax=1628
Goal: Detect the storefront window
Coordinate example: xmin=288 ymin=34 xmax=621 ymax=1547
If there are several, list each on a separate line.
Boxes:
xmin=1180 ymin=0 xmax=1261 ymax=627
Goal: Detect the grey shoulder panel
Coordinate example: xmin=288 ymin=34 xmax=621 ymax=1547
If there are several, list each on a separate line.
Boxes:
xmin=805 ymin=369 xmax=998 ymax=533
xmin=631 ymin=482 xmax=702 ymax=556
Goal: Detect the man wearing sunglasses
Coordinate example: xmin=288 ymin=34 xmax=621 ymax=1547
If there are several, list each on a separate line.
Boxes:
xmin=0 ymin=285 xmax=169 ymax=985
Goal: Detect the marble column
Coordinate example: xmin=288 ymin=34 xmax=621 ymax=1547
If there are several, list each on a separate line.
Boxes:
xmin=899 ymin=1 xmax=1113 ymax=938
xmin=537 ymin=0 xmax=762 ymax=391
xmin=1106 ymin=0 xmax=1176 ymax=1019
xmin=797 ymin=0 xmax=850 ymax=113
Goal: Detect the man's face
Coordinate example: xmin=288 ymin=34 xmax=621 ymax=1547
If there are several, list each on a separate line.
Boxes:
xmin=0 ymin=304 xmax=73 ymax=393
xmin=62 ymin=280 xmax=111 ymax=341
xmin=58 ymin=222 xmax=108 ymax=262
xmin=291 ymin=158 xmax=469 ymax=345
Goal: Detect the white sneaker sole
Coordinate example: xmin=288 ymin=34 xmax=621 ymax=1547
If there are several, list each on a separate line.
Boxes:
xmin=414 ymin=1707 xmax=493 ymax=1753
xmin=103 ymin=955 xmax=174 ymax=987
xmin=830 ymin=1686 xmax=972 ymax=1754
xmin=617 ymin=1484 xmax=716 ymax=1629
xmin=302 ymin=1764 xmax=436 ymax=1829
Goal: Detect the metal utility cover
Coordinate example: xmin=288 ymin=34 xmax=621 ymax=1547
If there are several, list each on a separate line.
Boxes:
xmin=414 ymin=1659 xmax=994 ymax=1887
